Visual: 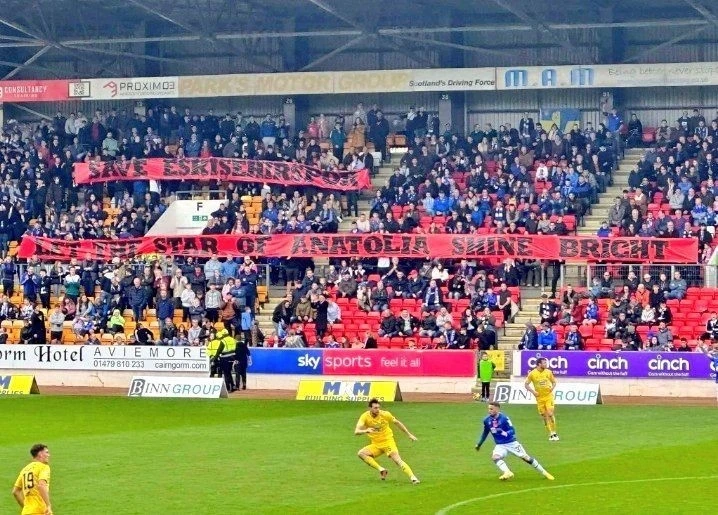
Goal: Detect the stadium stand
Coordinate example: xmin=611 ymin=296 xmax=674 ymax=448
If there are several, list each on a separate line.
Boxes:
xmin=1 ymin=103 xmax=713 ymax=350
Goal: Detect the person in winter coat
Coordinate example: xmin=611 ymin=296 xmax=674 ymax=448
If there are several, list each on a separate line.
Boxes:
xmin=312 ymin=294 xmax=329 ymax=339
xmin=30 ymin=305 xmax=46 ymax=345
xmin=20 ymin=269 xmax=40 ymax=302
xmin=126 ymin=277 xmax=148 ymax=322
xmin=49 ymin=305 xmax=65 ymax=343
xmin=272 ymin=298 xmax=292 ymax=333
xmin=204 ymin=283 xmax=222 ymax=323
xmin=188 ymin=298 xmax=206 ymax=324
xmin=294 ymin=295 xmax=315 ymax=323
xmin=156 ymin=290 xmax=175 ymax=332
xmin=109 ymin=309 xmax=125 ymax=334
xmin=378 ymin=310 xmax=398 ymax=338
xmin=19 ymin=319 xmax=35 ymax=344
xmin=159 ymin=319 xmax=178 ymax=346
xmin=233 ymin=337 xmax=252 ymax=390
xmin=537 ymin=323 xmax=557 ymax=350
xmin=133 ymin=323 xmax=155 ymax=345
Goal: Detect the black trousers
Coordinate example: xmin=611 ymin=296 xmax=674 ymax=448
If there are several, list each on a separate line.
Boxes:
xmin=235 ymin=362 xmax=248 ymax=389
xmin=481 ymin=382 xmax=491 ymax=399
xmin=220 ymin=356 xmax=236 ymax=391
xmin=210 ymin=358 xmax=221 ymax=378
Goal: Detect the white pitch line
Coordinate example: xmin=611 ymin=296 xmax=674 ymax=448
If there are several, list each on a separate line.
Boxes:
xmin=435 ymin=475 xmax=718 ymax=514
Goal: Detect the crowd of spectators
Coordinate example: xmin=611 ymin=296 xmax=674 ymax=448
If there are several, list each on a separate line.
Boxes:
xmin=516 ymin=265 xmax=712 ymax=353
xmin=358 ymin=111 xmax=620 ymax=239
xmin=0 ymin=253 xmax=265 ymax=346
xmin=266 ymin=256 xmax=525 ymax=349
xmin=601 ymin=107 xmax=718 ymax=262
xmin=1 ymin=100 xmax=713 ymax=348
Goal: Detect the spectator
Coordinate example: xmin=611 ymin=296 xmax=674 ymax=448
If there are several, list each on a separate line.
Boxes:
xmin=134 ymin=322 xmax=154 ymax=345
xmin=109 ymin=309 xmax=125 ymax=334
xmin=518 ymin=322 xmax=538 ymax=350
xmin=655 ymin=321 xmax=674 ymax=348
xmin=625 ymin=114 xmax=643 ymax=148
xmin=704 ymin=312 xmax=718 ymax=340
xmin=378 ymin=310 xmax=398 ymax=338
xmin=537 ymin=323 xmax=557 ymax=350
xmin=563 ymin=325 xmax=583 ymax=350
xmin=419 ymin=311 xmax=438 ymax=338
xmin=48 ymin=305 xmax=65 ymax=343
xmin=396 ymin=309 xmax=419 ymax=337
xmin=422 ymin=279 xmax=443 ymax=312
xmin=538 ymin=294 xmax=558 ymax=325
xmin=582 ymin=298 xmax=599 ymax=325
xmin=664 ymin=271 xmax=687 ymax=300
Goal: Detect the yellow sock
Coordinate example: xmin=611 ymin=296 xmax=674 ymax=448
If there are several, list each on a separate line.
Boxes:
xmin=398 ymin=461 xmax=415 ymax=478
xmin=360 ymin=455 xmax=383 ymax=471
xmin=550 ymin=416 xmax=557 ymax=434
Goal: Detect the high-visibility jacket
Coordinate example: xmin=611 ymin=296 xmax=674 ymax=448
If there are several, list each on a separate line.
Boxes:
xmin=219 ymin=334 xmax=237 ymax=357
xmin=207 ymin=338 xmax=222 ymax=359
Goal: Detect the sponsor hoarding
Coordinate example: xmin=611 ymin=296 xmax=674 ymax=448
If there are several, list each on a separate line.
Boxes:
xmin=69 ymin=77 xmax=179 ymax=100
xmin=518 ymin=351 xmax=717 ymax=380
xmin=0 ymin=80 xmax=70 ymax=102
xmin=496 ymin=62 xmax=718 ymax=90
xmin=0 ymin=375 xmax=40 ymax=395
xmin=295 ymin=380 xmax=402 ymax=401
xmin=492 ymin=381 xmax=601 ymax=405
xmin=245 ymin=348 xmax=475 ymax=377
xmin=0 ymin=345 xmax=210 ymax=373
xmin=128 ymin=376 xmax=226 ymax=398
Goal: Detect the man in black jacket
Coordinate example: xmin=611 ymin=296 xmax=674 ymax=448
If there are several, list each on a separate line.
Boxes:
xmin=234 ymin=336 xmax=252 ymax=391
xmin=372 ymin=111 xmax=391 ymax=161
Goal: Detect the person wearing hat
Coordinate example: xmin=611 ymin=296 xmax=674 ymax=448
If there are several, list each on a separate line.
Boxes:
xmin=218 ymin=328 xmax=239 ymax=392
xmin=206 ymin=329 xmax=222 ymax=377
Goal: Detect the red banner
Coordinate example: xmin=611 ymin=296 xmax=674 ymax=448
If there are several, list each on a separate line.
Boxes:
xmin=73 ymin=158 xmax=372 ymax=191
xmin=18 ymin=234 xmax=698 ymax=263
xmin=0 ymin=80 xmax=69 ymax=102
xmin=322 ymin=349 xmax=477 ymax=377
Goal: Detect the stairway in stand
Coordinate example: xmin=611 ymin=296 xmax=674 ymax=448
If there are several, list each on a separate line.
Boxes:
xmin=497 ymin=287 xmax=546 ymax=350
xmin=578 ymin=147 xmax=645 ymax=236
xmin=563 ymin=147 xmax=646 ymax=286
xmin=502 ymin=148 xmax=647 ymax=349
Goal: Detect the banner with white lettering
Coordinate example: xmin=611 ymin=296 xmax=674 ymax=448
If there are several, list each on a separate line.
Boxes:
xmin=0 ymin=345 xmax=210 ymax=373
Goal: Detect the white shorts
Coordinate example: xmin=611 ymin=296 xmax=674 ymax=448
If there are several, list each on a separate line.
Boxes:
xmin=492 ymin=441 xmax=529 ymax=460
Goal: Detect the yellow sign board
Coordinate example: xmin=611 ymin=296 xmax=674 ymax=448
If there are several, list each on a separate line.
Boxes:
xmin=480 ymin=351 xmax=506 ymax=372
xmin=296 ymin=380 xmax=402 ymax=402
xmin=0 ymin=375 xmax=40 ymax=395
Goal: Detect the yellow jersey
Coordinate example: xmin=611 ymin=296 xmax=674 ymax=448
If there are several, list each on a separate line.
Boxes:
xmin=14 ymin=461 xmax=50 ymax=515
xmin=358 ymin=410 xmax=395 ymax=444
xmin=526 ymin=368 xmax=555 ymax=400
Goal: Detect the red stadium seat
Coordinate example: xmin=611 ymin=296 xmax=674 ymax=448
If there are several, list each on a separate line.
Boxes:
xmin=642 ymin=127 xmax=656 ymax=143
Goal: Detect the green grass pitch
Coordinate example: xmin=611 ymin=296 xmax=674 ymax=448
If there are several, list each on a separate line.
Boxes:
xmin=1 ymin=397 xmax=716 ymax=514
